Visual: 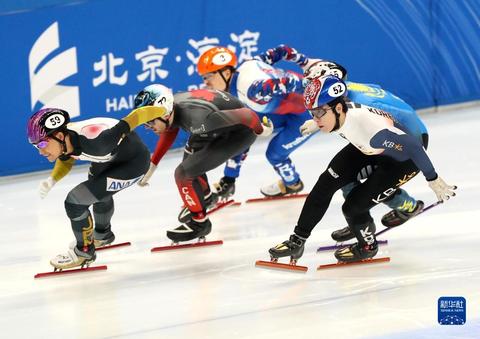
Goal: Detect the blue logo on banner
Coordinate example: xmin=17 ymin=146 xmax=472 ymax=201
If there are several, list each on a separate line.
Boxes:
xmin=438 ymin=296 xmax=466 ymax=325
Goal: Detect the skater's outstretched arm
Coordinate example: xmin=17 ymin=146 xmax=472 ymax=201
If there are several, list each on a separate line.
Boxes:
xmin=50 ymin=157 xmax=76 ymax=182
xmin=38 ymin=157 xmax=76 ymax=198
xmin=255 ymin=44 xmax=308 ymax=67
xmin=151 ymin=128 xmax=180 ymax=165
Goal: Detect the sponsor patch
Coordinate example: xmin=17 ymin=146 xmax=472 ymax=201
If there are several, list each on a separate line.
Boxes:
xmin=106 ymin=175 xmax=143 ymax=192
xmin=328 ymin=167 xmax=339 ymax=178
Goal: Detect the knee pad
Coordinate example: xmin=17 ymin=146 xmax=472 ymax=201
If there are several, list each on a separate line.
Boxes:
xmin=174 ymin=165 xmax=185 ymax=182
xmin=65 ymin=200 xmax=90 ymax=220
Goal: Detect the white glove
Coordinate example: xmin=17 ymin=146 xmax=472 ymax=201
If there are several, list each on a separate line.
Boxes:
xmin=39 ymin=177 xmax=56 ymax=199
xmin=427 ymin=176 xmax=457 ymax=202
xmin=259 ymin=117 xmax=274 ymax=137
xmin=299 ymin=119 xmax=319 ymax=136
xmin=138 ymin=162 xmax=157 ymax=187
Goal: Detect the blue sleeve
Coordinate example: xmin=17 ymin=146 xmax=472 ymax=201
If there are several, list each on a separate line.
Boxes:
xmin=255 ymin=44 xmax=308 ymax=67
xmin=370 ymin=129 xmax=437 ymax=180
xmin=247 ymin=72 xmax=303 ymax=104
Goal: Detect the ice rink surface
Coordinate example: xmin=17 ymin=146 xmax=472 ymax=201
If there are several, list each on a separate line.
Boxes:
xmin=1 ymin=104 xmax=479 ymax=339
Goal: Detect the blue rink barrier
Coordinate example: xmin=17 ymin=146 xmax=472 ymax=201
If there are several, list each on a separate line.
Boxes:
xmin=0 ymin=0 xmax=479 ymax=175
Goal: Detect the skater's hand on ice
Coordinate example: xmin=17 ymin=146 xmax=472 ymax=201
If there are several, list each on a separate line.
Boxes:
xmin=300 ymin=119 xmax=319 ymax=136
xmin=39 ymin=177 xmax=56 ymax=199
xmin=138 ymin=163 xmax=157 ymax=187
xmin=259 ymin=117 xmax=274 ymax=137
xmin=428 ymin=176 xmax=457 ymax=202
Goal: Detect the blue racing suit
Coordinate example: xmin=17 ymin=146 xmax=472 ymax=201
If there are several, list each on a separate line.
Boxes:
xmin=224 ymin=45 xmax=311 ymax=186
xmin=344 ymin=81 xmax=428 ymax=211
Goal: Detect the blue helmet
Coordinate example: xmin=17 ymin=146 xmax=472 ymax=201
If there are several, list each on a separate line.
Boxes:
xmin=303 ymin=75 xmax=347 ymax=110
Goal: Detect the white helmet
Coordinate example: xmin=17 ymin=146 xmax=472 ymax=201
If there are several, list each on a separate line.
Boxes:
xmin=134 ymin=84 xmax=174 ymax=118
xmin=303 ymin=59 xmax=347 ymax=85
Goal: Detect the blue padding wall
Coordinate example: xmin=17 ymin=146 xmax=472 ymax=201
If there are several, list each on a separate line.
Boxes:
xmin=0 ymin=0 xmax=479 ymax=175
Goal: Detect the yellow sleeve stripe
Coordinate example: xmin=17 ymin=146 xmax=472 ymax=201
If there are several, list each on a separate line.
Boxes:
xmin=122 ymin=106 xmax=167 ymax=130
xmin=51 ymin=158 xmax=75 ymax=182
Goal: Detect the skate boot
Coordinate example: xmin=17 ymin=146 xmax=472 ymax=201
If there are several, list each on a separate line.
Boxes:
xmin=167 ymin=217 xmax=212 ymax=243
xmin=269 ymin=234 xmax=306 ymax=264
xmin=334 ymin=242 xmax=378 ymax=263
xmin=93 ymin=230 xmax=116 ymax=248
xmin=381 ymin=200 xmax=424 ymax=227
xmin=213 ymin=176 xmax=236 ymax=201
xmin=50 ymin=245 xmax=96 ymax=271
xmin=260 ymin=179 xmax=304 ymax=197
xmin=177 ymin=192 xmax=218 ymax=223
xmin=331 ymin=226 xmax=355 ymax=242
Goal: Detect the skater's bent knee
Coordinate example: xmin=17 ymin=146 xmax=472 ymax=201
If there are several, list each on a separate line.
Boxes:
xmin=65 ymin=200 xmax=89 ymax=220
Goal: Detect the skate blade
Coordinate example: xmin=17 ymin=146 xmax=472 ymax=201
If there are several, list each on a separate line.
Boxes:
xmin=96 ymin=242 xmax=131 ymax=251
xmin=316 ymin=239 xmax=388 ymax=252
xmin=207 ymin=200 xmax=241 ymax=215
xmin=317 ymin=257 xmax=390 ymax=270
xmin=255 ymin=260 xmax=308 ymax=272
xmin=151 ymin=240 xmax=223 ymax=252
xmin=246 ymin=193 xmax=308 ymax=203
xmin=34 ymin=265 xmax=108 ymax=279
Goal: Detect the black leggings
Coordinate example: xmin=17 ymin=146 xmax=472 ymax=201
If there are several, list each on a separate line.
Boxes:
xmin=294 ymin=143 xmax=419 ymax=238
xmin=64 ymin=147 xmax=150 ymax=247
xmin=174 ymin=126 xmax=257 ymax=217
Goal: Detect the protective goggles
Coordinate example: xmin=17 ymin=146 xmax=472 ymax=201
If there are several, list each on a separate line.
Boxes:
xmin=144 ymin=116 xmax=169 ymax=128
xmin=308 ymin=106 xmax=332 ymax=119
xmin=33 ymin=139 xmax=49 ymax=150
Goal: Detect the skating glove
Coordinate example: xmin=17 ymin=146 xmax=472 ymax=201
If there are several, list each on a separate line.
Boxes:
xmin=427 ymin=176 xmax=457 ymax=202
xmin=259 ymin=117 xmax=274 ymax=137
xmin=39 ymin=176 xmax=56 ymax=199
xmin=299 ymin=119 xmax=319 ymax=136
xmin=138 ymin=163 xmax=157 ymax=187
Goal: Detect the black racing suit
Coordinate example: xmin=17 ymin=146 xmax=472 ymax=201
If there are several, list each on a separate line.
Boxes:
xmin=150 ymin=89 xmax=263 ymax=220
xmin=53 ymin=118 xmax=150 ymax=251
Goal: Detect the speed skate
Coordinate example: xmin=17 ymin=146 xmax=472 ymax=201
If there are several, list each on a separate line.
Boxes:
xmin=317 ymin=239 xmax=388 ymax=252
xmin=95 ymin=241 xmax=132 ymax=251
xmin=255 ymin=257 xmax=308 ymax=272
xmin=317 ymin=257 xmax=391 ymax=270
xmin=35 ymin=246 xmax=107 ymax=278
xmin=34 ymin=264 xmax=108 ymax=279
xmin=246 ymin=193 xmax=308 ymax=204
xmin=151 ymin=237 xmax=223 ymax=252
xmin=207 ymin=199 xmax=241 ymax=213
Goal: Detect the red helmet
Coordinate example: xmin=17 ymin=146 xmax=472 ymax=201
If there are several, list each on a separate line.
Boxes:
xmin=197 ymin=47 xmax=237 ymax=76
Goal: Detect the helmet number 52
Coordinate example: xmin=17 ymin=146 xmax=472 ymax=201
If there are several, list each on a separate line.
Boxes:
xmin=332 ymin=85 xmax=343 ymax=95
